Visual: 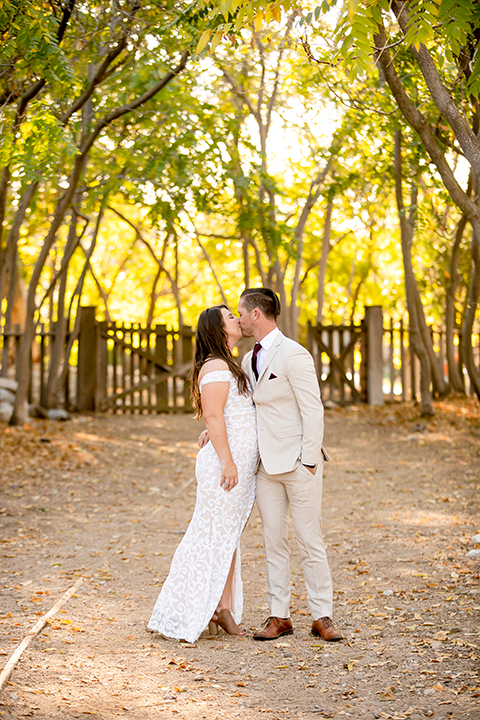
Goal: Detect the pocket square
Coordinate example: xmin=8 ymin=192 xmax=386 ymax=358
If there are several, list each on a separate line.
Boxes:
xmin=269 ymin=373 xmax=277 ymax=379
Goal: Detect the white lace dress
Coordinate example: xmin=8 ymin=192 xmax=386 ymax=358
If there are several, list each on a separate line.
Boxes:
xmin=147 ymin=370 xmax=258 ymax=643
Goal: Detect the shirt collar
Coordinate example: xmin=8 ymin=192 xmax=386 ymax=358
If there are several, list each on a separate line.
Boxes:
xmin=258 ymin=326 xmax=280 ymax=352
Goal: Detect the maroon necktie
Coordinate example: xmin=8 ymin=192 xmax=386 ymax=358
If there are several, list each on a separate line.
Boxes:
xmin=252 ymin=342 xmax=262 ymax=380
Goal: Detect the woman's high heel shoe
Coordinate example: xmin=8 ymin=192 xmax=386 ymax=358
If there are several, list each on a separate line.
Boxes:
xmin=208 ymin=619 xmax=219 ymax=635
xmin=209 ymin=609 xmax=245 ymax=636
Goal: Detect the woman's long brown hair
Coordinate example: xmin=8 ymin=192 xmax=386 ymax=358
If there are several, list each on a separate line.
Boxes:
xmin=190 ymin=305 xmax=249 ymax=419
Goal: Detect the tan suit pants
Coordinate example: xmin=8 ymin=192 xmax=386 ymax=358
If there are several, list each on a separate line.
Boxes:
xmin=256 ymin=461 xmax=333 ymax=620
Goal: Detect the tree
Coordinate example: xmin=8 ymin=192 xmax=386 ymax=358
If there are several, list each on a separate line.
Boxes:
xmin=1 ymin=0 xmax=192 ymax=423
xmin=296 ymin=0 xmax=480 ymax=397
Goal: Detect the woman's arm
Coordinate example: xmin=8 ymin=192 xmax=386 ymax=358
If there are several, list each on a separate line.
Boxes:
xmin=201 ymin=381 xmax=237 ymax=491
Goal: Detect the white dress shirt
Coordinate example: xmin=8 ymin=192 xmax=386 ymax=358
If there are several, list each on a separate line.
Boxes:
xmin=255 ymin=326 xmax=280 ymax=376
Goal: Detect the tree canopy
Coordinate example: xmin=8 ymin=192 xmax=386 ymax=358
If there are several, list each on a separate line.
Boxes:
xmin=1 ymin=0 xmax=479 ymax=421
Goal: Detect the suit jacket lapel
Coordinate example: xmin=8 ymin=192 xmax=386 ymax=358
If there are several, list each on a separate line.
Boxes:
xmin=243 ymin=350 xmax=257 ymax=390
xmin=255 ymin=332 xmax=284 ymax=387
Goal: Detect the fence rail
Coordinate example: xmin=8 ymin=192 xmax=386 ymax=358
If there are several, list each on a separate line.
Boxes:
xmin=308 ymin=315 xmax=480 ymax=405
xmin=96 ymin=320 xmax=194 ymax=413
xmin=0 ymin=325 xmax=75 ymax=408
xmin=1 ymin=306 xmax=479 ymax=414
xmin=0 ymin=310 xmax=194 ymax=414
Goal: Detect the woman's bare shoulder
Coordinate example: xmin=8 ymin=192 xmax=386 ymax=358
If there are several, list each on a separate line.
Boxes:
xmin=198 ymin=358 xmax=229 ymax=382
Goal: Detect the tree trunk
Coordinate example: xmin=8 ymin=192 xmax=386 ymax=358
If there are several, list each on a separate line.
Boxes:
xmin=274 ymin=256 xmax=288 ymax=336
xmin=9 ymin=52 xmax=188 ymax=425
xmin=249 ymin=236 xmax=267 ymax=286
xmin=44 ymin=210 xmax=78 ymax=408
xmin=10 ymin=152 xmax=90 ymax=425
xmin=316 ymin=199 xmax=333 ymax=324
xmin=446 ymin=213 xmax=468 ymax=393
xmin=374 ymin=24 xmax=480 ymax=227
xmin=0 ymin=182 xmax=38 ymax=330
xmin=242 ymin=237 xmax=250 ymax=288
xmin=462 ymin=224 xmax=480 ymax=399
xmin=412 ymin=279 xmax=449 ymax=396
xmin=57 ymin=210 xmax=105 ymax=397
xmin=350 ymin=275 xmax=366 ymax=325
xmin=343 ymin=249 xmax=357 ymax=323
xmin=191 ymin=228 xmax=229 ymax=306
xmin=392 ymin=1 xmax=480 ymax=174
xmin=147 ymin=265 xmax=163 ymax=326
xmin=394 ymin=130 xmax=434 ymax=416
xmin=0 ymin=254 xmax=26 ymax=377
xmin=0 ymin=167 xmax=11 ymax=255
xmin=289 ymin=162 xmax=332 ymax=340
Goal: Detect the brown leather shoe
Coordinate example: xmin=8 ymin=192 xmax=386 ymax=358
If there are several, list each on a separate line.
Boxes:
xmin=253 ymin=616 xmax=293 ymax=641
xmin=311 ymin=617 xmax=343 ymax=641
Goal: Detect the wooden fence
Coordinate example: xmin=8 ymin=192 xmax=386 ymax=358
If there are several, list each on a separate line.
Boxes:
xmin=0 ymin=325 xmax=74 ymax=408
xmin=0 ymin=308 xmax=194 ymax=413
xmin=97 ymin=320 xmax=194 ymax=413
xmin=308 ymin=312 xmax=480 ymax=405
xmin=1 ymin=305 xmax=479 ymax=413
xmin=78 ymin=307 xmax=194 ymax=413
xmin=381 ymin=319 xmax=479 ymax=401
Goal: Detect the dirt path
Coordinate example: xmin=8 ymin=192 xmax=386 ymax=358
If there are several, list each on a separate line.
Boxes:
xmin=0 ymin=401 xmax=479 ymax=720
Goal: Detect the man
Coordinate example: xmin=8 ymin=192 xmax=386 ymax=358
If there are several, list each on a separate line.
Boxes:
xmin=238 ymin=287 xmax=342 ymax=642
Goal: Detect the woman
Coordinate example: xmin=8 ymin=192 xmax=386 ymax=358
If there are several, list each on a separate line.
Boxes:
xmin=147 ymin=306 xmax=258 ymax=643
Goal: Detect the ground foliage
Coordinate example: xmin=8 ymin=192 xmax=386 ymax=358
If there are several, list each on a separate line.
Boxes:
xmin=0 ymin=401 xmax=479 ymax=719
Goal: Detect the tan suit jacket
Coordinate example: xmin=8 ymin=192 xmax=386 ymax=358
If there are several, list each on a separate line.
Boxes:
xmin=242 ymin=331 xmax=325 ymax=476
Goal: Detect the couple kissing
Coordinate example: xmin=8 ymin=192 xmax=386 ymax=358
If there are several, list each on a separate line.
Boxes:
xmin=147 ymin=287 xmax=342 ymax=644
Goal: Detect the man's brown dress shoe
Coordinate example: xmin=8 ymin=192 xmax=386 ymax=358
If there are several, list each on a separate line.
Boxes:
xmin=253 ymin=616 xmax=293 ymax=641
xmin=311 ymin=617 xmax=343 ymax=641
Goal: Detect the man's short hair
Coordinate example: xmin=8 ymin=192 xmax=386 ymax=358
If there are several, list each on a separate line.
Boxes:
xmin=240 ymin=287 xmax=281 ymax=319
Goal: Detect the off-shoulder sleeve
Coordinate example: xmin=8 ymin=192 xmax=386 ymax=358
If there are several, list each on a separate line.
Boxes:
xmin=199 ymin=370 xmax=232 ymax=391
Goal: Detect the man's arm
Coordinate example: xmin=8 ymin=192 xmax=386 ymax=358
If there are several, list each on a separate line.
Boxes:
xmin=198 ymin=429 xmax=209 ymax=448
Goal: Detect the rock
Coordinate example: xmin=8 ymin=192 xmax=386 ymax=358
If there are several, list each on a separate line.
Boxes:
xmin=0 ymin=378 xmax=18 ymax=392
xmin=0 ymin=388 xmax=15 ymax=404
xmin=47 ymin=408 xmax=70 ymax=421
xmin=29 ymin=405 xmax=49 ymax=419
xmin=383 ymin=589 xmax=394 ymax=597
xmin=411 ymin=422 xmax=426 ymax=432
xmin=466 ymin=549 xmax=480 ymax=560
xmin=0 ymin=401 xmax=13 ymax=422
xmin=471 ymin=533 xmax=480 ymax=545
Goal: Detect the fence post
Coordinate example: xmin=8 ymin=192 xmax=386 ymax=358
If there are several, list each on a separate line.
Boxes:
xmin=77 ymin=306 xmax=97 ymax=411
xmin=155 ymin=324 xmax=169 ymax=411
xmin=181 ymin=325 xmax=193 ymax=411
xmin=307 ymin=321 xmax=320 ymax=382
xmin=364 ymin=305 xmax=384 ymax=406
xmin=96 ymin=320 xmax=108 ymax=410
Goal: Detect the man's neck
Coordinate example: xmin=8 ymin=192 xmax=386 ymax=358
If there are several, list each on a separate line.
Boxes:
xmin=255 ymin=323 xmax=278 ymax=343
